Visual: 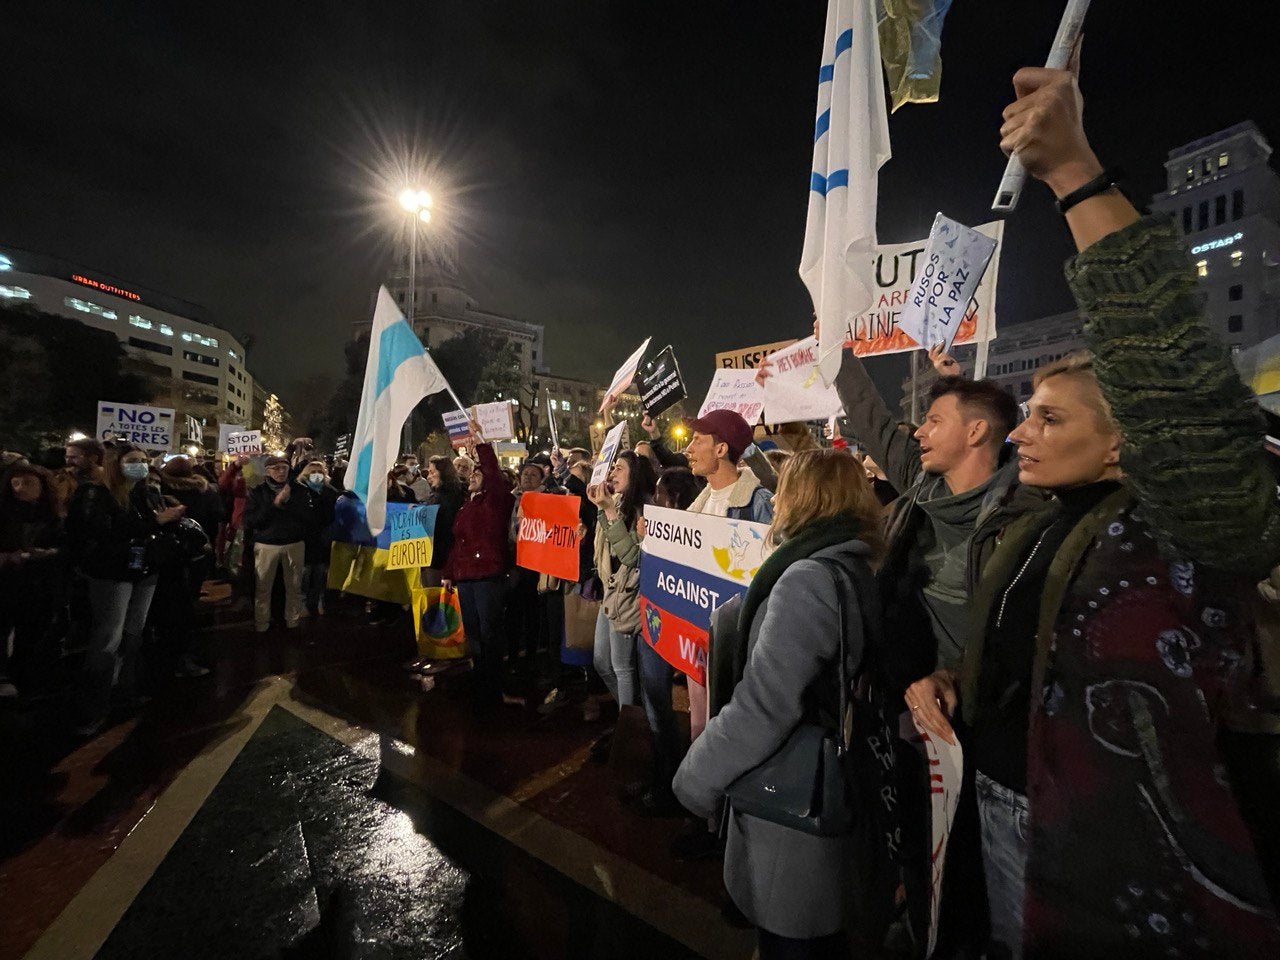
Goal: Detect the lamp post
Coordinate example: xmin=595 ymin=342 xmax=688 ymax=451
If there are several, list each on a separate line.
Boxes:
xmin=397 ymin=187 xmax=433 ymax=453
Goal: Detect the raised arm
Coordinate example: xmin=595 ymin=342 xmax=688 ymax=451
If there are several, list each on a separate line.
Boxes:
xmin=831 ymin=350 xmax=923 ymax=494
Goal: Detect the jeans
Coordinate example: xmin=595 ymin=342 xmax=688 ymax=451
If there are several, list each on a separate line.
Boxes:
xmin=302 ymin=562 xmax=328 ymax=614
xmin=756 ymin=928 xmax=848 ymax=960
xmin=975 ymin=771 xmax=1030 ymax=960
xmin=592 ymin=607 xmax=638 ymax=706
xmin=254 ymin=541 xmax=304 ymax=629
xmin=457 ymin=576 xmax=507 ymax=682
xmin=80 ymin=575 xmax=157 ymax=722
xmin=638 ymin=638 xmax=685 ymax=797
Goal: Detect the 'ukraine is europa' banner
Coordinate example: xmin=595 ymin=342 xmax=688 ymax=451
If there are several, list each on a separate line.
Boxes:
xmin=639 ymin=505 xmax=772 ymax=686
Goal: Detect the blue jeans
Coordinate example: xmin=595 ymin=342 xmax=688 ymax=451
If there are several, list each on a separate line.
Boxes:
xmin=302 ymin=562 xmax=328 ymax=614
xmin=80 ymin=575 xmax=158 ymax=723
xmin=975 ymin=771 xmax=1030 ymax=960
xmin=458 ymin=576 xmax=506 ymax=681
xmin=638 ymin=638 xmax=685 ymax=796
xmin=592 ymin=607 xmax=638 ymax=706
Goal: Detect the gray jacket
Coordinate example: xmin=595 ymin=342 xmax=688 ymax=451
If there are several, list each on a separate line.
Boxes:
xmin=672 ymin=539 xmax=871 ymax=938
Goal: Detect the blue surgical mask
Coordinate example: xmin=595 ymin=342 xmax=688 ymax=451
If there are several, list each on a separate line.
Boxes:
xmin=305 ymin=473 xmax=325 ymax=490
xmin=122 ymin=463 xmax=150 ymax=482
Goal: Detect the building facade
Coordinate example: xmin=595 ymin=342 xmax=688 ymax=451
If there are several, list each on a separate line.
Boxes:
xmin=539 ymin=373 xmax=601 ymax=445
xmin=0 ymin=246 xmax=256 ymax=449
xmin=1150 ymin=121 xmax=1280 ymax=352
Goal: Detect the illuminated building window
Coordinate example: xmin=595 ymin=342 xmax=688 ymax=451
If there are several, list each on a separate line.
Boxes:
xmin=1228 ymin=315 xmax=1243 ymax=333
xmin=1201 ymin=157 xmax=1212 ymax=176
xmin=1185 ymin=166 xmax=1194 ymax=183
xmin=128 ymin=315 xmax=152 ymax=330
xmin=229 ymin=349 xmax=238 ymax=359
xmin=158 ymin=324 xmax=174 ymax=336
xmin=1219 ymin=152 xmax=1230 ymax=169
xmin=561 ymin=400 xmax=570 ymax=411
xmin=0 ymin=285 xmax=31 ymax=299
xmin=181 ymin=332 xmax=219 ymax=348
xmin=183 ymin=350 xmax=219 ymax=367
xmin=1196 ymin=260 xmax=1208 ymax=278
xmin=1231 ymin=250 xmax=1243 ymax=268
xmin=64 ymin=297 xmax=117 ymax=320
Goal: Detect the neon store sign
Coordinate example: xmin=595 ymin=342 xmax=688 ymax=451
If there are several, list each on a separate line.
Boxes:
xmin=71 ymin=274 xmax=141 ymax=301
xmin=1191 ymin=232 xmax=1244 ymax=255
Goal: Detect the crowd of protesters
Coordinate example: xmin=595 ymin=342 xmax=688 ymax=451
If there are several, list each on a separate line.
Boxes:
xmin=5 ymin=67 xmax=1280 ymax=960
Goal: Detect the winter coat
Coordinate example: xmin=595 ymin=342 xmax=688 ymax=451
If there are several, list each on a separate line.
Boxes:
xmin=593 ymin=507 xmax=643 ymax=631
xmin=673 ymin=539 xmax=874 ymax=938
xmin=243 ymin=479 xmax=315 ymax=546
xmin=0 ymin=500 xmax=66 ymax=605
xmin=687 ymin=468 xmax=774 ymax=523
xmin=441 ymin=444 xmax=515 ymax=583
xmin=66 ymin=480 xmax=164 ymax=581
xmin=955 ymin=217 xmax=1280 ymax=958
xmin=423 ymin=483 xmax=466 ymax=572
xmin=161 ymin=474 xmax=224 ymax=543
xmin=217 ymin=461 xmax=249 ymax=531
xmin=302 ymin=482 xmax=339 ymax=565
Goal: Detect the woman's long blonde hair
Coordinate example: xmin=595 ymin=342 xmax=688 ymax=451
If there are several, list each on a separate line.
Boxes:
xmin=768 ymin=447 xmax=884 ymax=557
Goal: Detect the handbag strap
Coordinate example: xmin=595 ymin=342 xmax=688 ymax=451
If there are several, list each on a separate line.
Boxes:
xmin=815 ymin=556 xmax=853 ymax=754
xmin=813 ymin=554 xmax=882 ymax=755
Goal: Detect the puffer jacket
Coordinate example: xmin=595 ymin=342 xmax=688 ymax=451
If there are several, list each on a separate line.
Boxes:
xmin=441 ymin=444 xmax=515 ymax=583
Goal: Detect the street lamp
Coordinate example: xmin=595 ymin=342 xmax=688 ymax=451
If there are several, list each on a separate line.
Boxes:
xmin=397 ymin=187 xmax=433 ymax=452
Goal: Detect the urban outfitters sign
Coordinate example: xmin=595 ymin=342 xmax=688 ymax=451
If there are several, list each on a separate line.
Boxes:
xmin=96 ymin=401 xmax=175 ymax=453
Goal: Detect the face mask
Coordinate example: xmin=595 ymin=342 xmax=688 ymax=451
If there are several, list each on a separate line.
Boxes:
xmin=406 ymin=465 xmax=419 ymax=476
xmin=305 ymin=473 xmax=325 ymax=489
xmin=122 ymin=462 xmax=150 ymax=482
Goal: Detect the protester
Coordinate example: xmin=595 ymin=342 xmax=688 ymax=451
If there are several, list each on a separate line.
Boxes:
xmin=66 ymin=444 xmax=185 ymax=734
xmin=904 ymin=66 xmax=1280 ymax=958
xmin=587 ymin=450 xmax=656 ymax=714
xmin=422 ymin=455 xmax=466 ymax=585
xmin=160 ymin=457 xmax=224 ymax=540
xmin=216 ymin=456 xmax=251 ymax=573
xmin=0 ymin=464 xmax=66 ymax=697
xmin=506 ymin=461 xmax=552 ymax=669
xmin=441 ymin=436 xmax=515 ymax=704
xmin=673 ymin=448 xmax=884 ymax=958
xmin=400 ymin=454 xmax=432 ymax=502
xmin=243 ymin=455 xmax=313 ymax=633
xmin=452 ymin=454 xmax=475 ymax=484
xmin=53 ymin=437 xmax=106 ymax=503
xmin=387 ymin=465 xmax=416 ymax=503
xmin=298 ymin=459 xmax=338 ymax=617
xmin=154 ymin=459 xmax=220 ymax=679
xmin=285 ymin=437 xmax=316 ymax=478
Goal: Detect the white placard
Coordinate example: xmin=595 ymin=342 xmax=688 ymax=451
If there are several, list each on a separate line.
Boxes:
xmin=96 ymin=401 xmax=175 ymax=453
xmin=761 ymin=336 xmax=844 ymax=424
xmin=697 ymin=369 xmax=765 ymax=424
xmin=472 ymin=401 xmax=516 ymax=441
xmin=218 ymin=424 xmax=263 ymax=455
xmin=897 ymin=213 xmax=999 ymax=354
xmin=599 ymin=336 xmax=652 ymax=411
xmin=590 ymin=420 xmax=628 ymax=488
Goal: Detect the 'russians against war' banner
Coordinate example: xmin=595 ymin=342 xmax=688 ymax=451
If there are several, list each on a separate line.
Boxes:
xmin=516 ymin=492 xmax=582 ymax=582
xmin=638 ymin=505 xmax=772 ymax=686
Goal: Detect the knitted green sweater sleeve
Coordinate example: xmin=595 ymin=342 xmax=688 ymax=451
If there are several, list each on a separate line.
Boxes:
xmin=1065 ymin=214 xmax=1280 ymax=576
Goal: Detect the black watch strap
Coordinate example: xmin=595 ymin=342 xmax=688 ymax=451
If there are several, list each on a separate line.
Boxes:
xmin=1056 ymin=168 xmax=1122 ymax=215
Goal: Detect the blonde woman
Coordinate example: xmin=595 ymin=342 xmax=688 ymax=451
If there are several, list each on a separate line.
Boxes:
xmin=673 ymin=448 xmax=883 ymax=958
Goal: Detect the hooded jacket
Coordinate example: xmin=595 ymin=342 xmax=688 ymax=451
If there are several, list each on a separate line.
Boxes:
xmin=687 ymin=466 xmax=774 ymax=523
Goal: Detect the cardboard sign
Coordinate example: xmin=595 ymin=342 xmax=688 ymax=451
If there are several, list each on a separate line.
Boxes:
xmin=472 ymin=401 xmax=516 ymax=441
xmin=697 ymin=369 xmax=765 ymax=424
xmin=386 ymin=503 xmax=439 ymax=570
xmin=441 ymin=410 xmax=472 ymax=447
xmin=639 ymin=506 xmax=772 ymax=685
xmin=599 ymin=337 xmax=652 ymax=411
xmin=516 ymin=492 xmax=582 ymax=581
xmin=636 ymin=344 xmax=687 ymax=417
xmin=838 ymin=221 xmax=1003 ymax=357
xmin=590 ymin=420 xmax=628 ymax=488
xmin=96 ymin=401 xmax=175 ymax=453
xmin=714 ymin=340 xmax=798 ymax=370
xmin=897 ymin=213 xmax=999 ymax=354
xmin=761 ymin=336 xmax=844 ymax=424
xmin=218 ymin=425 xmax=263 ymax=456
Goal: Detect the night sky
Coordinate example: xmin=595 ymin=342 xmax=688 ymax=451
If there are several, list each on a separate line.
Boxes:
xmin=3 ymin=2 xmax=1277 ymax=421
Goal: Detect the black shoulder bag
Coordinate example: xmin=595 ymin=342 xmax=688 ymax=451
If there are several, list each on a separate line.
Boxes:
xmin=722 ymin=558 xmax=864 ymax=838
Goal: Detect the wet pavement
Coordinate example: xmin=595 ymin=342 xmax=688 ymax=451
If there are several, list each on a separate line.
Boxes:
xmin=0 ymin=591 xmax=749 ymax=960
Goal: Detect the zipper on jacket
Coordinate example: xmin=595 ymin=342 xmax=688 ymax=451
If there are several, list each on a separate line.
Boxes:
xmin=994 ymin=528 xmax=1050 ymax=629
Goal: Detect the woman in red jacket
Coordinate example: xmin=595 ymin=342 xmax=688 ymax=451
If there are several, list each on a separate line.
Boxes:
xmin=442 ymin=439 xmax=515 ymax=702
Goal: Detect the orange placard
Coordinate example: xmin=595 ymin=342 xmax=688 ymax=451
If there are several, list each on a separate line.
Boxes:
xmin=515 ymin=492 xmax=582 ymax=582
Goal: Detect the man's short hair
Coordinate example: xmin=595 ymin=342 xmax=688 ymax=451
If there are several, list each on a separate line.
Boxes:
xmin=66 ymin=437 xmax=106 ymax=464
xmin=928 ymin=377 xmax=1019 ymax=444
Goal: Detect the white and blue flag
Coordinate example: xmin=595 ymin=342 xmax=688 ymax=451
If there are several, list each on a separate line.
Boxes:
xmin=347 ymin=286 xmax=450 ymax=537
xmin=801 ymin=0 xmax=891 ymax=384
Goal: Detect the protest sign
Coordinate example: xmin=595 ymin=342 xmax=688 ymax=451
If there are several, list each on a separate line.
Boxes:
xmin=472 ymin=401 xmax=516 ymax=441
xmin=697 ymin=369 xmax=765 ymax=424
xmin=900 ymin=713 xmax=964 ymax=958
xmin=761 ymin=336 xmax=844 ymax=424
xmin=441 ymin=410 xmax=472 ymax=447
xmin=639 ymin=506 xmax=772 ymax=685
xmin=516 ymin=492 xmax=582 ymax=581
xmin=590 ymin=420 xmax=628 ymax=487
xmin=635 ymin=345 xmax=687 ymax=417
xmin=334 ymin=433 xmax=351 ymax=459
xmin=599 ymin=336 xmax=652 ymax=411
xmin=386 ymin=503 xmax=439 ymax=570
xmin=185 ymin=415 xmax=203 ymax=444
xmin=97 ymin=401 xmax=175 ymax=453
xmin=218 ymin=425 xmax=263 ymax=456
xmin=836 ymin=221 xmax=1003 ymax=357
xmin=545 ymin=391 xmax=560 ymax=450
xmin=896 ymin=214 xmax=999 ymax=354
xmin=714 ymin=340 xmax=797 ymax=370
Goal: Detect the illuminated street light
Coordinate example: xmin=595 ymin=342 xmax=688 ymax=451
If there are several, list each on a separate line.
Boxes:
xmin=396 ymin=185 xmax=435 ymax=452
xmin=671 ymin=424 xmax=686 ymax=439
xmin=68 ymin=431 xmax=87 ymax=442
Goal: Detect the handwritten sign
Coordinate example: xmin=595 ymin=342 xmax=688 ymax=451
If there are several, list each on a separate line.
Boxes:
xmin=97 ymin=401 xmax=175 ymax=453
xmin=516 ymin=492 xmax=582 ymax=581
xmin=590 ymin=420 xmax=628 ymax=488
xmin=472 ymin=401 xmax=516 ymax=441
xmin=442 ymin=409 xmax=473 ymax=447
xmin=897 ymin=213 xmax=999 ymax=354
xmin=714 ymin=340 xmax=797 ymax=370
xmin=599 ymin=337 xmax=652 ymax=412
xmin=761 ymin=336 xmax=844 ymax=424
xmin=218 ymin=425 xmax=263 ymax=456
xmin=386 ymin=503 xmax=439 ymax=570
xmin=639 ymin=506 xmax=772 ymax=684
xmin=636 ymin=344 xmax=687 ymax=417
xmin=697 ymin=369 xmax=765 ymax=424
